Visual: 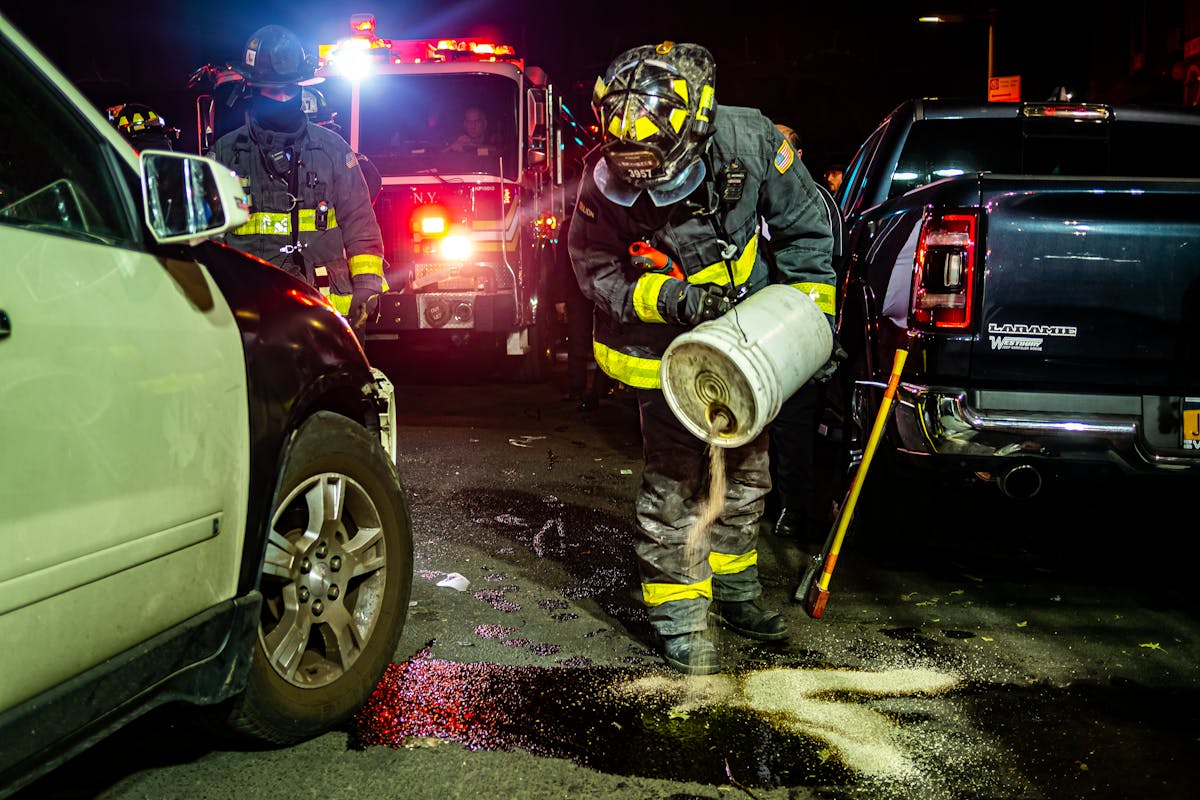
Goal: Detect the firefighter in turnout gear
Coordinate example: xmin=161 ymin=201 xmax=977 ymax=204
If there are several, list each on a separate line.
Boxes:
xmin=568 ymin=41 xmax=836 ymax=674
xmin=207 ymin=24 xmax=385 ymax=338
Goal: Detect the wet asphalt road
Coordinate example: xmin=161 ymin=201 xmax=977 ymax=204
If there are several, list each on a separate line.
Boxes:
xmin=17 ymin=350 xmax=1200 ymax=800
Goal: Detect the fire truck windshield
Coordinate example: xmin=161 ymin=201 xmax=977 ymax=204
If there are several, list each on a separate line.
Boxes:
xmin=320 ymin=73 xmax=519 ymax=180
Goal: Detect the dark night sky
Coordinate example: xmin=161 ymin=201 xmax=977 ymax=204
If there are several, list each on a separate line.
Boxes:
xmin=2 ymin=0 xmax=1127 ymax=172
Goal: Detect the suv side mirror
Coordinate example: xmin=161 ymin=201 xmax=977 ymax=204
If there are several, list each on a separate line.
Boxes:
xmin=140 ymin=151 xmax=250 ymax=246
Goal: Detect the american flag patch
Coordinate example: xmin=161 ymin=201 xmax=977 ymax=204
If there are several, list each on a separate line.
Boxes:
xmin=345 ymin=152 xmax=359 ymax=169
xmin=774 ymin=141 xmax=794 ymax=173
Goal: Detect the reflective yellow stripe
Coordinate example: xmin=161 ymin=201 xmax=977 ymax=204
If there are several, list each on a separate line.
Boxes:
xmin=633 ymin=272 xmax=670 ymax=323
xmin=672 ymin=78 xmax=689 ymax=105
xmin=709 ymin=549 xmax=757 ymax=575
xmin=633 ymin=116 xmax=660 ymax=141
xmin=348 ymin=253 xmax=384 ymax=278
xmin=232 ymin=208 xmax=339 ymax=236
xmin=697 ymin=85 xmax=715 ymax=124
xmin=792 ymin=281 xmax=837 ymax=316
xmin=328 ymin=292 xmax=351 ymax=314
xmin=688 ymin=232 xmax=758 ymax=285
xmin=594 ymin=340 xmax=660 ymax=388
xmin=642 ymin=577 xmax=713 ymax=606
xmin=669 ymin=107 xmax=687 ymax=133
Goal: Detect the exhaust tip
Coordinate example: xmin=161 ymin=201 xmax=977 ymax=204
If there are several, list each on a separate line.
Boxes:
xmin=997 ymin=463 xmax=1042 ymax=499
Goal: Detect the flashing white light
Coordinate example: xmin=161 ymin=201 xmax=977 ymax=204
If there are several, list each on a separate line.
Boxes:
xmin=934 ymin=168 xmax=965 ymax=177
xmin=441 ymin=235 xmax=472 ymax=261
xmin=893 ymin=171 xmax=920 ymax=181
xmin=331 ymin=42 xmax=374 ymax=80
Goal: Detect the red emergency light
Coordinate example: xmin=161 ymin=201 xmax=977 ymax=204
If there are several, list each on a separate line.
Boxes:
xmin=350 ymin=14 xmax=376 ymax=36
xmin=431 ymin=39 xmax=517 ymax=61
xmin=411 ymin=204 xmax=451 ymax=240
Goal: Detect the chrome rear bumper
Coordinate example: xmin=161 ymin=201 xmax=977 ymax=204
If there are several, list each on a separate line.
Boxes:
xmin=871 ymin=382 xmax=1199 ymax=475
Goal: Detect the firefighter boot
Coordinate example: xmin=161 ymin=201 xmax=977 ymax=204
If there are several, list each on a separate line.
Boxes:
xmin=710 ymin=600 xmax=788 ymax=641
xmin=773 ymin=507 xmax=809 ymax=541
xmin=655 ymin=631 xmax=719 ymax=676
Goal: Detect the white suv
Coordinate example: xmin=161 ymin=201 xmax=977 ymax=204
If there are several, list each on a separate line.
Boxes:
xmin=0 ymin=13 xmax=412 ymax=795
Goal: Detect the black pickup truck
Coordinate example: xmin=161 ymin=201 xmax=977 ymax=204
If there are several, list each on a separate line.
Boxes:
xmin=833 ymin=98 xmax=1200 ymax=498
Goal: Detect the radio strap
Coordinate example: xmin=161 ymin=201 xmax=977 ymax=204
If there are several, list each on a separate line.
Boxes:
xmin=284 ymin=148 xmax=312 ymax=284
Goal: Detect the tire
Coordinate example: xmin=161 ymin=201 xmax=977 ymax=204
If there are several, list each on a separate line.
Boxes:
xmin=227 ymin=411 xmax=412 ymax=745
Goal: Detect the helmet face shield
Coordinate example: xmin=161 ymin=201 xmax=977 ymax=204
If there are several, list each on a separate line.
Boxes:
xmin=593 ymin=42 xmax=715 ymax=190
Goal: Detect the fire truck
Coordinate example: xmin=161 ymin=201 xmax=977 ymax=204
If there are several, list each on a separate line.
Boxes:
xmin=191 ymin=14 xmax=594 ymax=380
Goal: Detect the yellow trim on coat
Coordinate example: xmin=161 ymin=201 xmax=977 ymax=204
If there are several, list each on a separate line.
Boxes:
xmin=792 ymin=281 xmax=837 ymax=316
xmin=328 ymin=293 xmax=351 ymax=315
xmin=232 ymin=208 xmax=338 ymax=236
xmin=687 ymin=232 xmax=758 ymax=285
xmin=348 ymin=253 xmax=384 ymax=278
xmin=634 ymin=272 xmax=671 ymax=322
xmin=594 ymin=341 xmax=661 ymax=389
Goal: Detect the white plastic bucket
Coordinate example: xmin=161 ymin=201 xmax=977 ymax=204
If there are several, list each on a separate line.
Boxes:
xmin=660 ymin=284 xmax=832 ymax=448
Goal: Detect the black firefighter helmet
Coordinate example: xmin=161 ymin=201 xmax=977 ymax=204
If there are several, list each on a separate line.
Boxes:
xmin=591 ymin=41 xmax=716 ymax=189
xmin=235 ymin=24 xmax=322 ymax=88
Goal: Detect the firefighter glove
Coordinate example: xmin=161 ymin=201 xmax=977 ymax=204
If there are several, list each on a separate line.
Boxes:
xmin=348 ymin=286 xmax=380 ymax=337
xmin=811 ymin=316 xmax=847 ymax=383
xmin=673 ymin=281 xmax=735 ymax=326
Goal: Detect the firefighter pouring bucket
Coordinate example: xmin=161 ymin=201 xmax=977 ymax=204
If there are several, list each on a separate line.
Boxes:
xmin=660 ymin=284 xmax=832 ymax=449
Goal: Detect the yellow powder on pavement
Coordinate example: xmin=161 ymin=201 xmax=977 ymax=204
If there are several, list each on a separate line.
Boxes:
xmin=615 ymin=666 xmax=961 ymax=779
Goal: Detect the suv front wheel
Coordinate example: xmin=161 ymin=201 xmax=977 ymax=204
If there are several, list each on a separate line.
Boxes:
xmin=228 ymin=411 xmax=412 ymax=744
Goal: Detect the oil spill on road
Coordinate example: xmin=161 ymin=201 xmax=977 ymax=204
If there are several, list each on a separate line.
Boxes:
xmin=352 ymin=652 xmax=1200 ymax=797
xmin=353 ymin=648 xmax=974 ymax=792
xmin=353 ymin=651 xmax=852 ymax=788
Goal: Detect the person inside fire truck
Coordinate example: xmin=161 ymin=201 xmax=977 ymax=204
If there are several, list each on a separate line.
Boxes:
xmin=445 ymin=106 xmax=496 ymax=153
xmin=568 ymin=41 xmax=836 ymax=675
xmin=206 ymin=24 xmax=385 ymax=340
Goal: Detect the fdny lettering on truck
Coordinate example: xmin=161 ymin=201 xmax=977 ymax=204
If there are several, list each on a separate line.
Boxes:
xmin=987 ymin=322 xmax=1077 ymax=352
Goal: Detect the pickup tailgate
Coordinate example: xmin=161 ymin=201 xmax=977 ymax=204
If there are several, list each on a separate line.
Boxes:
xmin=975 ymin=175 xmax=1200 ymax=395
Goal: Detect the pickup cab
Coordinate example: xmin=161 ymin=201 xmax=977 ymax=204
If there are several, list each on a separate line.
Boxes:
xmin=835 ymin=97 xmax=1200 ymax=498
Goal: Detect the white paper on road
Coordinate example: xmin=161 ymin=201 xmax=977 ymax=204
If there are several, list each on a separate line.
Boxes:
xmin=436 ymin=572 xmax=470 ymax=591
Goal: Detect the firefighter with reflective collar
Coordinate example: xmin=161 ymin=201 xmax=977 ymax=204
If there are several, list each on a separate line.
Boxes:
xmin=568 ymin=41 xmax=836 ymax=674
xmin=208 ymin=25 xmax=385 ymax=338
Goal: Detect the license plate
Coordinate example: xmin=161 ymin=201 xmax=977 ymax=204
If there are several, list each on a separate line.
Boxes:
xmin=1183 ymin=398 xmax=1200 ymax=450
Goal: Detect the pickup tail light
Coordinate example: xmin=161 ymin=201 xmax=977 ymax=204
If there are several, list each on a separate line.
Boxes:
xmin=911 ymin=210 xmax=978 ymax=331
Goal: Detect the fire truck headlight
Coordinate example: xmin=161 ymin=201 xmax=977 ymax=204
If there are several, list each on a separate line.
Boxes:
xmin=333 ymin=47 xmax=374 ymax=81
xmin=441 ymin=235 xmax=472 ymax=261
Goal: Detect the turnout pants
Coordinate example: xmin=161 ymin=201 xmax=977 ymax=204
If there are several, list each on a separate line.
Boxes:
xmin=635 ymin=388 xmax=771 ymax=637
